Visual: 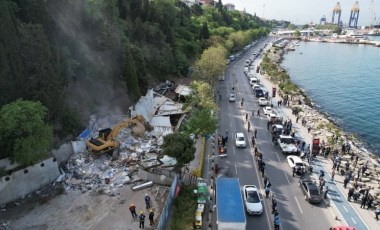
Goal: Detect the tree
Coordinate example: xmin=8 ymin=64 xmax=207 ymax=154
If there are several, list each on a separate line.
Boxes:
xmin=193 ymin=45 xmax=227 ymax=86
xmin=183 ymin=109 xmax=217 ymax=136
xmin=160 ymin=133 xmax=195 ymax=172
xmin=186 ymin=81 xmax=216 ymax=111
xmin=0 ymin=100 xmax=53 ymax=166
xmin=294 ymin=30 xmax=301 ymax=37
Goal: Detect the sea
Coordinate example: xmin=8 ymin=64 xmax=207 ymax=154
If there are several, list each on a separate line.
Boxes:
xmin=281 ymin=37 xmax=380 ymax=157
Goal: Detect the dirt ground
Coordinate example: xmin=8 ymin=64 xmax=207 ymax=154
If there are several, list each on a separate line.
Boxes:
xmin=0 ymin=183 xmax=166 ymax=230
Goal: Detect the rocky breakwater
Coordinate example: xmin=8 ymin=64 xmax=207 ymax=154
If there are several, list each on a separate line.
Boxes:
xmin=262 ymin=44 xmax=380 ymax=207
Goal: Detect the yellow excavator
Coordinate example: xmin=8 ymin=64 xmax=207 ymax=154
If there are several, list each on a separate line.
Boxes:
xmin=86 ymin=115 xmax=146 ymax=157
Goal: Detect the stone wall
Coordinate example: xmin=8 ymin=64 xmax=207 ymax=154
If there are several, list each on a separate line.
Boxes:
xmin=0 ymin=157 xmax=60 ymax=205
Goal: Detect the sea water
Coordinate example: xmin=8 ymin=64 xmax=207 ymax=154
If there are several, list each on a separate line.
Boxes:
xmin=281 ymin=41 xmax=380 ymax=156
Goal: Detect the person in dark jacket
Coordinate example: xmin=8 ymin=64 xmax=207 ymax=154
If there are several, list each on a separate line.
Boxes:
xmin=139 ymin=211 xmax=146 ymax=228
xmin=149 ymin=209 xmax=155 ymax=226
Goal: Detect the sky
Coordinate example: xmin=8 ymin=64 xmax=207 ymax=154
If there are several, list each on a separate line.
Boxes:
xmin=225 ymin=0 xmax=380 ymax=26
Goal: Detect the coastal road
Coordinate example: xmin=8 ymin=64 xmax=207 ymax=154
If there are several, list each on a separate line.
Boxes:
xmin=215 ymin=38 xmax=338 ymax=230
xmin=255 ymin=53 xmax=370 ymax=230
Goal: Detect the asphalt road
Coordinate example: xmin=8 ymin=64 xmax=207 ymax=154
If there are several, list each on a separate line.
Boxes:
xmin=214 ymin=39 xmax=338 ymax=230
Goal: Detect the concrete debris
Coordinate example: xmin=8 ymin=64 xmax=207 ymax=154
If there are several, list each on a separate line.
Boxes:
xmin=62 ymin=124 xmax=173 ymax=196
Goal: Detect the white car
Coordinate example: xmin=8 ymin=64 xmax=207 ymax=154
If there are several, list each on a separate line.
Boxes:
xmin=263 ymin=106 xmax=272 ymax=115
xmin=243 ymin=185 xmax=263 ymax=215
xmin=258 ymin=97 xmax=268 ymax=106
xmin=287 ymin=155 xmax=306 ymax=174
xmin=228 ymin=93 xmax=236 ymax=102
xmin=278 ymin=135 xmax=299 ymax=154
xmin=235 ymin=133 xmax=246 ymax=148
xmin=252 ymin=84 xmax=261 ymax=91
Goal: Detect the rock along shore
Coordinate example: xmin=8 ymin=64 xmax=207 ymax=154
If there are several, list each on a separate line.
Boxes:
xmin=260 ymin=41 xmax=380 ymax=204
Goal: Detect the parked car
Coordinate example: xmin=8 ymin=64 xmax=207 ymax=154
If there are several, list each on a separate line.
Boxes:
xmin=235 ymin=133 xmax=246 ymax=148
xmin=263 ymin=106 xmax=272 ymax=115
xmin=278 ymin=135 xmax=298 ymax=154
xmin=258 ymin=97 xmax=268 ymax=106
xmin=229 ymin=93 xmax=236 ymax=102
xmin=253 ymin=85 xmax=261 ymax=91
xmin=287 ymin=155 xmax=306 ymax=174
xmin=272 ymin=124 xmax=284 ymax=138
xmin=254 ymin=88 xmax=264 ymax=98
xmin=249 ymin=77 xmax=259 ymax=86
xmin=298 ymin=179 xmax=322 ymax=203
xmin=242 ymin=185 xmax=263 ymax=215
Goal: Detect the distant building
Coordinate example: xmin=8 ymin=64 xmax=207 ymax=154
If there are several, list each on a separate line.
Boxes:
xmin=181 ymin=0 xmax=199 ymax=6
xmin=198 ymin=0 xmax=213 ymax=5
xmin=320 ymin=15 xmax=326 ymax=25
xmin=224 ymin=3 xmax=235 ymax=11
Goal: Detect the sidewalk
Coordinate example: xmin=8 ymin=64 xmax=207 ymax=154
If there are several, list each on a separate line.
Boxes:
xmin=257 ymin=66 xmax=380 ymax=229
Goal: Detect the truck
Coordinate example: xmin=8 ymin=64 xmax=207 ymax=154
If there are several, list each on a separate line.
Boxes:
xmin=216 ymin=178 xmax=246 ymax=230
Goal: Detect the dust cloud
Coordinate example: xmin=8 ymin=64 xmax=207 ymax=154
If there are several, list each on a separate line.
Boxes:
xmin=47 ymin=0 xmax=132 ymax=124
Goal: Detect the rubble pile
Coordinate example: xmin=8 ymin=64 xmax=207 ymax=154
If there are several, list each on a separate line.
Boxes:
xmin=64 ymin=129 xmax=163 ymax=196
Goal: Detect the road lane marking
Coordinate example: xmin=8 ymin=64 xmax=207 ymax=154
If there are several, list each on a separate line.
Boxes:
xmin=294 ymin=197 xmax=303 ymax=214
xmin=283 ymin=171 xmax=291 ymax=184
xmin=351 ymin=217 xmax=356 ymax=224
xmin=343 ymin=206 xmax=348 ymax=212
xmin=235 ymin=163 xmax=238 ymax=175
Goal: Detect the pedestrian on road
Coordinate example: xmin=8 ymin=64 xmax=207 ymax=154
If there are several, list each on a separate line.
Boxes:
xmin=265 ymin=186 xmax=270 ymax=198
xmin=324 ymin=186 xmax=329 ymax=199
xmin=257 ymin=109 xmax=260 ymax=116
xmin=247 ymin=122 xmax=251 ymax=132
xmin=145 ymin=194 xmax=151 ymax=209
xmin=331 ymin=169 xmax=335 ymax=181
xmin=264 ymin=176 xmax=268 ymax=187
xmin=254 ymin=128 xmax=257 ymax=138
xmin=272 ymin=198 xmax=277 ymax=214
xmin=348 ymin=188 xmax=355 ymax=202
xmin=261 ymin=162 xmax=266 ymax=177
xmin=149 ymin=209 xmax=155 ymax=226
xmin=274 ymin=214 xmax=281 ymax=230
xmin=343 ymin=177 xmax=349 ymax=188
xmin=245 ymin=113 xmax=248 ymax=122
xmin=251 ymin=136 xmax=255 ymax=146
xmin=267 ymin=121 xmax=270 ymax=130
xmin=139 ymin=211 xmax=146 ymax=228
xmin=251 ymin=110 xmax=255 ymax=118
xmin=360 ymin=195 xmax=368 ymax=208
xmin=129 ymin=203 xmax=138 ymax=219
xmin=367 ymin=194 xmax=374 ymax=209
xmin=292 ymin=167 xmax=296 ymax=177
xmin=375 ymin=205 xmax=380 ymax=220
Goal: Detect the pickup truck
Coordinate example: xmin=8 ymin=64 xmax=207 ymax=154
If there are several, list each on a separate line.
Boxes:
xmin=277 ymin=135 xmax=299 ymax=154
xmin=216 ymin=178 xmax=246 ymax=230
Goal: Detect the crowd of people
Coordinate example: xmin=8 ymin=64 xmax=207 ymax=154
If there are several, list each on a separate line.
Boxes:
xmin=128 ymin=194 xmax=155 ymax=229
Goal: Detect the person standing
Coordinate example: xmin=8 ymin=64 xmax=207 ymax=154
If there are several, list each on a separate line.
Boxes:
xmin=348 ymin=188 xmax=355 ymax=202
xmin=343 ymin=177 xmax=349 ymax=188
xmin=145 ymin=194 xmax=151 ymax=209
xmin=139 ymin=211 xmax=146 ymax=228
xmin=265 ymin=186 xmax=270 ymax=198
xmin=331 ymin=169 xmax=336 ymax=181
xmin=247 ymin=122 xmax=251 ymax=132
xmin=324 ymin=186 xmax=329 ymax=199
xmin=360 ymin=195 xmax=368 ymax=209
xmin=149 ymin=209 xmax=155 ymax=226
xmin=257 ymin=109 xmax=260 ymax=116
xmin=129 ymin=203 xmax=138 ymax=219
xmin=254 ymin=128 xmax=257 ymax=138
xmin=245 ymin=113 xmax=248 ymax=122
xmin=271 ymin=196 xmax=277 ymax=214
xmin=375 ymin=205 xmax=380 ymax=221
xmin=274 ymin=213 xmax=281 ymax=230
xmin=261 ymin=162 xmax=266 ymax=177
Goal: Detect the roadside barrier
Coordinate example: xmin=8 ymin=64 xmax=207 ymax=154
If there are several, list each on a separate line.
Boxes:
xmin=191 ymin=137 xmax=206 ymax=177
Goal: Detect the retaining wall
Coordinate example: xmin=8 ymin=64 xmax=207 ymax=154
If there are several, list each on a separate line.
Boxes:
xmin=0 ymin=157 xmax=60 ymax=205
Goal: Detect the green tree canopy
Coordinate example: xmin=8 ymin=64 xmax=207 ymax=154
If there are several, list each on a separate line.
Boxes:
xmin=183 ymin=109 xmax=217 ymax=136
xmin=0 ymin=99 xmax=53 ymax=166
xmin=160 ymin=133 xmax=195 ymax=171
xmin=186 ymin=81 xmax=216 ymax=111
xmin=193 ymin=45 xmax=227 ymax=86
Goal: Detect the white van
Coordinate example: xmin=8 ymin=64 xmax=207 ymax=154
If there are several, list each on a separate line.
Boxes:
xmin=249 ymin=77 xmax=259 ymax=85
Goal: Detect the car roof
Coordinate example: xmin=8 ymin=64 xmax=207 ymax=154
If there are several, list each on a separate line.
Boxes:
xmin=279 ymin=135 xmax=293 ymax=138
xmin=229 ymin=93 xmax=235 ymax=96
xmin=244 ymin=185 xmax=258 ymax=191
xmin=236 ymin=132 xmax=244 ymax=137
xmin=288 ymin=155 xmax=303 ymax=163
xmin=274 ymin=124 xmax=283 ymax=128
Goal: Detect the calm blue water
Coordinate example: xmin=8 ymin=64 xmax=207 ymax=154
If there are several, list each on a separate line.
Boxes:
xmin=281 ymin=41 xmax=380 ymax=156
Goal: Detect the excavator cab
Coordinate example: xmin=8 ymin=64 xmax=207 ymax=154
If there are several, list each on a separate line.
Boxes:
xmin=98 ymin=128 xmax=112 ymax=139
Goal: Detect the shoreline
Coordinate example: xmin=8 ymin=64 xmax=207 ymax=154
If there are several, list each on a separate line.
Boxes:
xmin=262 ymin=42 xmax=380 ymax=165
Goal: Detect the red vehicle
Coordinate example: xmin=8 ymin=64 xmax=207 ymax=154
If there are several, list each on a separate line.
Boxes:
xmin=329 ymin=226 xmax=356 ymax=230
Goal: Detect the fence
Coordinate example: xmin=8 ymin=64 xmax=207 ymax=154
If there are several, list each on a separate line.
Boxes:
xmin=157 ymin=175 xmax=179 ymax=230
